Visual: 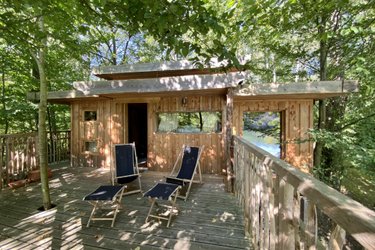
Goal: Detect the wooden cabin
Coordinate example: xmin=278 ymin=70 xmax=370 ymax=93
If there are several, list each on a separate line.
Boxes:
xmin=28 ymin=60 xmax=358 ymax=174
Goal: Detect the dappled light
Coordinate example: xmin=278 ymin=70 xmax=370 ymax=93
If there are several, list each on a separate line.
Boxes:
xmin=140 ymin=221 xmax=162 ymax=233
xmin=220 ymin=211 xmax=236 ymax=222
xmin=174 ymin=230 xmax=191 ymax=250
xmin=0 ymin=164 xmax=250 ymax=248
xmin=60 ymin=217 xmax=83 ymax=248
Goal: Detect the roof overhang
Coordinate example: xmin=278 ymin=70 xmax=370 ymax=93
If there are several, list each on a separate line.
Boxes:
xmin=92 ymin=59 xmax=235 ymax=80
xmin=27 ymin=72 xmax=247 ymax=104
xmin=233 ymin=80 xmax=359 ymax=100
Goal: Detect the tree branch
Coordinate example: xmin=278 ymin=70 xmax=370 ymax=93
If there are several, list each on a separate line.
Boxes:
xmin=339 ymin=112 xmax=375 ymax=131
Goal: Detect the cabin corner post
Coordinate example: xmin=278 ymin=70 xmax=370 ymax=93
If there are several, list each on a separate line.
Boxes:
xmin=225 ymin=88 xmax=234 ymax=191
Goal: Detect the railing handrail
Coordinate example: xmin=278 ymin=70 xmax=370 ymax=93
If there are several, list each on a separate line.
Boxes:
xmin=233 ymin=135 xmax=375 ymax=249
xmin=0 ymin=132 xmax=37 ymax=138
xmin=0 ymin=130 xmax=71 ymax=138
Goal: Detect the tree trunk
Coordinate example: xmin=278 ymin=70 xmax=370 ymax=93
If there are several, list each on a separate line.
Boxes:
xmin=313 ymin=99 xmax=326 ymax=168
xmin=313 ymin=16 xmax=328 ymax=169
xmin=33 ymin=16 xmax=52 ymax=210
xmin=111 ymin=36 xmax=117 ymax=65
xmin=225 ymin=88 xmax=234 ymax=191
xmin=1 ymin=65 xmax=9 ymax=134
xmin=325 ymin=97 xmax=347 ymax=188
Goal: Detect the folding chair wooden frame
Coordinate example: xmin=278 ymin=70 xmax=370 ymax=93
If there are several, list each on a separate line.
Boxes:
xmin=83 ymin=185 xmax=125 ymax=227
xmin=144 ymin=183 xmax=181 ymax=227
xmin=166 ymin=145 xmax=204 ymax=201
xmin=112 ymin=143 xmax=142 ymax=195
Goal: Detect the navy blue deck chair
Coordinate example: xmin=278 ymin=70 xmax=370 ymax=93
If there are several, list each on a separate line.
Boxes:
xmin=112 ymin=143 xmax=142 ymax=195
xmin=83 ymin=185 xmax=125 ymax=227
xmin=165 ymin=145 xmax=204 ymax=201
xmin=143 ymin=183 xmax=181 ymax=227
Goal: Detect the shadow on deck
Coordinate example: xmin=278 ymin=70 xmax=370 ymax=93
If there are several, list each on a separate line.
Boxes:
xmin=0 ymin=163 xmax=251 ymax=249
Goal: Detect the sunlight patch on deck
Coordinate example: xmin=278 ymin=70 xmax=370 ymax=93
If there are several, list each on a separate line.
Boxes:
xmin=140 ymin=221 xmax=161 ymax=232
xmin=175 ymin=230 xmax=191 ymax=250
xmin=220 ymin=211 xmax=236 ymax=222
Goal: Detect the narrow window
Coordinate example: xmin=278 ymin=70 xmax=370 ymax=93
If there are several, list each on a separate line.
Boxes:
xmin=85 ymin=141 xmax=98 ymax=153
xmin=84 ymin=111 xmax=97 ymax=121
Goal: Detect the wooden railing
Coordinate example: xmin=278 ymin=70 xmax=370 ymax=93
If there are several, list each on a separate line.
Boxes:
xmin=47 ymin=131 xmax=70 ymax=163
xmin=0 ymin=131 xmax=70 ymax=189
xmin=233 ymin=136 xmax=375 ymax=250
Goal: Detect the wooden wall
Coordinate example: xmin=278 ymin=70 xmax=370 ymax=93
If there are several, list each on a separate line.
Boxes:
xmin=71 ymin=100 xmax=112 ymax=168
xmin=148 ymin=95 xmax=225 ymax=173
xmin=233 ymin=99 xmax=314 ymax=172
xmin=70 ymin=95 xmax=313 ymax=173
xmin=70 ymin=94 xmax=226 ymax=174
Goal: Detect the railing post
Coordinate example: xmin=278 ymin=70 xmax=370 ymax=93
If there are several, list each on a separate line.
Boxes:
xmin=277 ymin=179 xmax=295 ymax=249
xmin=329 ymin=224 xmax=346 ymax=250
xmin=6 ymin=136 xmax=11 ymax=184
xmin=305 ymin=200 xmax=318 ymax=249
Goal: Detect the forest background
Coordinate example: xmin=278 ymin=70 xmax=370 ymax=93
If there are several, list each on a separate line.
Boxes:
xmin=1 ymin=0 xmax=374 ymax=209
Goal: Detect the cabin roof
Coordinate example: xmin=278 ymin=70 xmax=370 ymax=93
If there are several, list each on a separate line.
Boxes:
xmin=234 ymin=80 xmax=359 ymax=100
xmin=27 ymin=72 xmax=247 ymax=104
xmin=26 ymin=60 xmax=359 ymax=104
xmin=92 ymin=59 xmax=234 ymax=80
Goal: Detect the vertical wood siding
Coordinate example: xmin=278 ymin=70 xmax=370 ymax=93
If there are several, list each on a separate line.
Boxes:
xmin=148 ymin=95 xmax=225 ymax=174
xmin=70 ymin=96 xmax=314 ymax=173
xmin=233 ymin=99 xmax=313 ymax=171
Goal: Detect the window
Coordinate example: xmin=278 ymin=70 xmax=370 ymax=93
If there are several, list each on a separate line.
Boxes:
xmin=243 ymin=112 xmax=281 ymax=157
xmin=157 ymin=112 xmax=222 ymax=133
xmin=85 ymin=141 xmax=98 ymax=153
xmin=83 ymin=110 xmax=98 ymax=153
xmin=84 ymin=111 xmax=97 ymax=121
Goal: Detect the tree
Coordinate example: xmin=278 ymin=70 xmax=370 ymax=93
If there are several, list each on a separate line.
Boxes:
xmin=229 ymin=0 xmax=375 ymax=182
xmin=1 ymin=0 xmax=237 ymax=209
xmin=1 ymin=0 xmax=93 ymax=209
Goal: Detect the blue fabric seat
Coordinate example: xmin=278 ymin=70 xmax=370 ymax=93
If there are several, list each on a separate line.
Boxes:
xmin=144 ymin=183 xmax=181 ymax=227
xmin=165 ymin=145 xmax=203 ymax=201
xmin=83 ymin=185 xmax=125 ymax=227
xmin=143 ymin=145 xmax=203 ymax=227
xmin=144 ymin=183 xmax=180 ymax=200
xmin=84 ymin=185 xmax=124 ymax=201
xmin=113 ymin=143 xmax=142 ymax=195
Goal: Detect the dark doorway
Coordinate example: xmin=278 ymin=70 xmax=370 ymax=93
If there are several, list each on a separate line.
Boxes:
xmin=128 ymin=103 xmax=148 ymax=165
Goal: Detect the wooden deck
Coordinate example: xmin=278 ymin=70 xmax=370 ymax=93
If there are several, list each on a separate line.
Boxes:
xmin=0 ymin=163 xmax=251 ymax=249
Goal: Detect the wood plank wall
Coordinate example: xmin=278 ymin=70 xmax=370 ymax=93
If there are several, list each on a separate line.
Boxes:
xmin=233 ymin=99 xmax=314 ymax=171
xmin=70 ymin=95 xmax=226 ymax=174
xmin=71 ymin=101 xmax=109 ymax=168
xmin=148 ymin=95 xmax=225 ymax=174
xmin=70 ymin=96 xmax=314 ymax=173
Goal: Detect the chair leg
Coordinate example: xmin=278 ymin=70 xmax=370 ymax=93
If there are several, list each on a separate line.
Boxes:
xmin=87 ymin=201 xmax=98 ymax=227
xmin=111 ymin=189 xmax=124 ymax=227
xmin=138 ymin=177 xmax=142 ymax=193
xmin=167 ymin=190 xmax=179 ymax=227
xmin=145 ymin=198 xmax=156 ymax=223
xmin=111 ymin=204 xmax=119 ymax=227
xmin=184 ymin=182 xmax=194 ymax=201
xmin=198 ymin=162 xmax=202 ymax=184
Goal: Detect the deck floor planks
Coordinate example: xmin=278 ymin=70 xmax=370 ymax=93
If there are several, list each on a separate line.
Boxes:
xmin=0 ymin=164 xmax=252 ymax=249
